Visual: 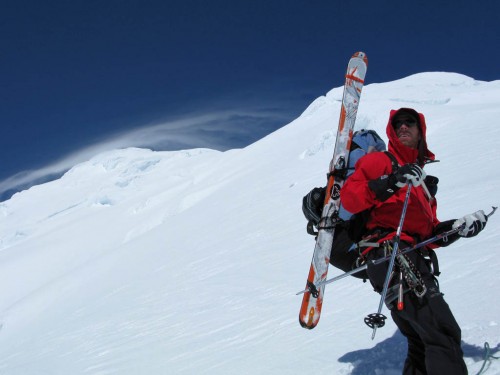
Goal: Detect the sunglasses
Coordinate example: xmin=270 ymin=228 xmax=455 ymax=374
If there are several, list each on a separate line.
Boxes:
xmin=393 ymin=117 xmax=418 ymax=129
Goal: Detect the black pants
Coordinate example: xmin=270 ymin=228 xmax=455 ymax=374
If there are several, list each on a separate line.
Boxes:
xmin=366 ymin=246 xmax=468 ymax=375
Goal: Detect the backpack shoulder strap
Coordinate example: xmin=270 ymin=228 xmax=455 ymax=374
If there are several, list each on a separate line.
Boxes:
xmin=383 ymin=151 xmax=399 ymax=173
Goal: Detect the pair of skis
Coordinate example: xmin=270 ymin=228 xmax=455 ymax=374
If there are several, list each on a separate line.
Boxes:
xmin=299 ymin=52 xmax=368 ymax=329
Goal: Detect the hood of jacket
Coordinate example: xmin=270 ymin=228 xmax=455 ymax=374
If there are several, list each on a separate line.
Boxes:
xmin=386 ymin=108 xmax=435 ymax=165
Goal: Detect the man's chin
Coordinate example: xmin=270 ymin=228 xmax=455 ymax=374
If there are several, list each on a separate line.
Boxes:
xmin=399 ymin=139 xmax=416 ymax=148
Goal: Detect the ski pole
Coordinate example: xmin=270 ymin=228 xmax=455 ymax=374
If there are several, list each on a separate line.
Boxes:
xmin=296 ymin=206 xmax=497 ymax=296
xmin=366 ymin=182 xmax=413 ymax=340
xmin=364 ymin=205 xmax=497 ymax=339
xmin=296 ymin=224 xmax=465 ymax=295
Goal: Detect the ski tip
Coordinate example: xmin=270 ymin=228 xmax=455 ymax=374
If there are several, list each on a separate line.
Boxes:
xmin=353 ymin=51 xmax=368 ymax=64
xmin=299 ymin=318 xmax=318 ymax=330
xmin=299 ymin=305 xmax=320 ymax=329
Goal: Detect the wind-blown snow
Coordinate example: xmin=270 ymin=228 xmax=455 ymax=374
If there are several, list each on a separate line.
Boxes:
xmin=0 ymin=72 xmax=499 ymax=374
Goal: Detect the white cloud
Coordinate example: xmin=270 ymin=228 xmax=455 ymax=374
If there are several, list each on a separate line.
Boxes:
xmin=0 ymin=109 xmax=290 ymax=200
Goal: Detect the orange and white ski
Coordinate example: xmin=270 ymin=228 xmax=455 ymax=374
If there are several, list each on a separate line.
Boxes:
xmin=299 ymin=52 xmax=368 ymax=329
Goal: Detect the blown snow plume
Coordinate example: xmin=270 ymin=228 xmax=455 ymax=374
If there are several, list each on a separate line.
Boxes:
xmin=0 ymin=72 xmax=499 ymax=374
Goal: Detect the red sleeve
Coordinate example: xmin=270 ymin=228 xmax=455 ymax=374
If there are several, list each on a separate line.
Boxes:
xmin=340 ymin=152 xmax=394 ymax=214
xmin=431 ymin=197 xmax=440 ymax=227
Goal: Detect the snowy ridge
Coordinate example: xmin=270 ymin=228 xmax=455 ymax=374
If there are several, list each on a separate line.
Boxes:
xmin=0 ymin=73 xmax=499 ymax=374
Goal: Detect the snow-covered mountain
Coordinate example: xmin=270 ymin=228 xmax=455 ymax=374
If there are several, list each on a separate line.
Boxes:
xmin=0 ymin=72 xmax=499 ymax=374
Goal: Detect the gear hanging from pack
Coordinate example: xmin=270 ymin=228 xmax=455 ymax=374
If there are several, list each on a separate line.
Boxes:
xmin=380 ymin=241 xmax=427 ymax=299
xmin=396 ymin=253 xmax=427 ymax=298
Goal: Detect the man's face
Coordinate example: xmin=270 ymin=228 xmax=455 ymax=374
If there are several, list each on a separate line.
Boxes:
xmin=393 ymin=114 xmax=421 ymax=149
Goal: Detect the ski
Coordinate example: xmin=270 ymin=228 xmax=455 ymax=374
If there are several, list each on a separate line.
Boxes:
xmin=299 ymin=52 xmax=368 ymax=329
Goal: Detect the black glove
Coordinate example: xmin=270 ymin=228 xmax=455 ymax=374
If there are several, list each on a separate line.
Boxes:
xmin=302 ymin=187 xmax=326 ymax=225
xmin=452 ymin=210 xmax=488 ymax=238
xmin=368 ymin=163 xmax=426 ymax=202
xmin=394 ymin=163 xmax=426 ymax=187
xmin=433 ymin=219 xmax=460 ymax=247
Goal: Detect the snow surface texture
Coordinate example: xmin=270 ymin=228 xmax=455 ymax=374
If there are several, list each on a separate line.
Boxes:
xmin=0 ymin=72 xmax=499 ymax=374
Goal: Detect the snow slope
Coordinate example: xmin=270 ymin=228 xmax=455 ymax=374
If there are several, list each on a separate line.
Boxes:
xmin=0 ymin=72 xmax=499 ymax=374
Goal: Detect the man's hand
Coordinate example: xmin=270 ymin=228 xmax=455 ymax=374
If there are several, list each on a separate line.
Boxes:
xmin=394 ymin=164 xmax=426 ymax=187
xmin=453 ymin=210 xmax=488 ymax=238
xmin=369 ymin=163 xmax=425 ymax=201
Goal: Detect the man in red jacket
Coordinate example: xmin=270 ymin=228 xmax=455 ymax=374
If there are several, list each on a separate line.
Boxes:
xmin=340 ymin=108 xmax=488 ymax=374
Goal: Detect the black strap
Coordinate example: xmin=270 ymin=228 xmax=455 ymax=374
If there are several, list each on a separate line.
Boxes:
xmin=426 ymin=249 xmax=441 ymax=276
xmin=383 ymin=151 xmax=399 ymax=173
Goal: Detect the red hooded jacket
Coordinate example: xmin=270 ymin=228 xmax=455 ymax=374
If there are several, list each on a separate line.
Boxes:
xmin=340 ymin=109 xmax=439 ymax=244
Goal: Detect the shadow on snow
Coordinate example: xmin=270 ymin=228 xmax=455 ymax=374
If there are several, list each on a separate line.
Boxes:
xmin=338 ymin=330 xmax=499 ymax=375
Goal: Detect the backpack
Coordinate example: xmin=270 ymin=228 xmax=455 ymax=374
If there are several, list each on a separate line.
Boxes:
xmin=302 ymin=129 xmax=396 ymax=241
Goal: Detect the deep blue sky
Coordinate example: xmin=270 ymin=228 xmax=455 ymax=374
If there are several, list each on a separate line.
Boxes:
xmin=1 ymin=0 xmax=499 ymax=200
